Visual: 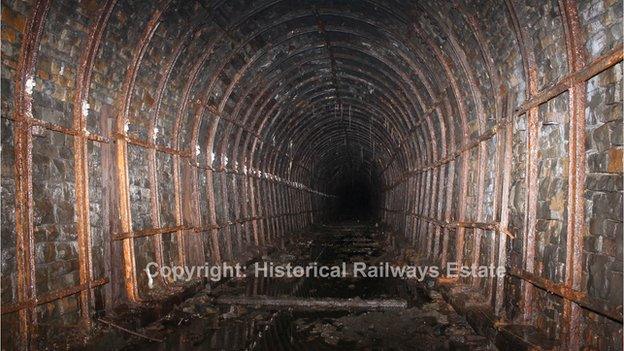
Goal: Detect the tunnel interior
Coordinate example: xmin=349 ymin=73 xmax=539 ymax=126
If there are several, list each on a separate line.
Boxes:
xmin=332 ymin=175 xmax=376 ymax=221
xmin=329 ymin=167 xmax=380 ymax=221
xmin=1 ymin=0 xmax=623 ymax=349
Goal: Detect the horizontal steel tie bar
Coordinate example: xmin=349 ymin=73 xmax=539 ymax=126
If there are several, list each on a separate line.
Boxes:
xmin=382 ymin=44 xmax=623 ymax=193
xmin=380 ymin=208 xmax=515 ymax=239
xmin=114 ymin=132 xmax=192 ymax=157
xmin=1 ymin=115 xmax=110 ymax=143
xmin=1 ymin=277 xmax=109 ymax=315
xmin=184 ymin=159 xmax=334 ymax=197
xmin=382 ymin=120 xmax=506 ymax=192
xmin=515 ymin=44 xmax=623 ymax=116
xmin=111 ymin=210 xmax=328 ymax=239
xmin=112 ymin=225 xmax=191 ymax=241
xmin=508 ymin=268 xmax=622 ymax=323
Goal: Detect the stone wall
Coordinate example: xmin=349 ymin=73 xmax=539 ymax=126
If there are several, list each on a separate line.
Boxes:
xmin=1 ymin=1 xmax=331 ymax=347
xmin=381 ymin=0 xmax=622 ymax=348
xmin=0 ymin=0 xmax=621 ymax=349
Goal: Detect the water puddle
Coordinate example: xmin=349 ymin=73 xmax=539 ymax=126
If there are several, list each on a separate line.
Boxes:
xmin=91 ymin=222 xmax=488 ymax=350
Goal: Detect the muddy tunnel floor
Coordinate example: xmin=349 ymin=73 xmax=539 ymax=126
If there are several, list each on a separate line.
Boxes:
xmin=85 ymin=223 xmax=490 ymax=350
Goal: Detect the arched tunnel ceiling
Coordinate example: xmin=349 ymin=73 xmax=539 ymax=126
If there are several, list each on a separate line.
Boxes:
xmin=3 ymin=0 xmax=623 ymax=346
xmin=97 ymin=0 xmax=514 ymax=194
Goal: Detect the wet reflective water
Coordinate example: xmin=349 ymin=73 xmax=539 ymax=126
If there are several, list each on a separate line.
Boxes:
xmin=99 ymin=222 xmax=488 ymax=350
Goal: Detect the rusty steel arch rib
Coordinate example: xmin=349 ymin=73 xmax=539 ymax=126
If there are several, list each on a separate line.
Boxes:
xmin=3 ymin=0 xmax=623 ymax=347
xmin=10 ymin=1 xmax=52 ymax=347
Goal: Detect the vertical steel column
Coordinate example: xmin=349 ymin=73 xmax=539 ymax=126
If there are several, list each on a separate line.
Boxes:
xmin=485 ymin=131 xmax=502 ymax=303
xmin=217 ymin=127 xmax=235 ymax=259
xmin=424 ymin=105 xmax=439 ymax=259
xmin=184 ymin=136 xmax=205 ymax=267
xmin=85 ymin=2 xmax=117 ymax=313
xmin=73 ymin=0 xmax=118 ymax=321
xmin=11 ymin=1 xmax=51 ymax=346
xmin=248 ymin=174 xmax=260 ymax=245
xmin=13 ymin=106 xmax=37 ymax=350
xmin=494 ymin=97 xmax=515 ymax=314
xmin=205 ymin=166 xmax=221 ymax=263
xmin=230 ymin=170 xmax=241 ymax=256
xmin=471 ymin=141 xmax=487 ymax=286
xmin=431 ymin=102 xmax=449 ymax=263
xmin=146 ymin=24 xmax=192 ymax=285
xmin=462 ymin=9 xmax=507 ymax=300
xmin=255 ymin=170 xmax=267 ymax=244
xmin=205 ymin=113 xmax=222 ymax=264
xmin=115 ymin=117 xmax=137 ymax=301
xmin=559 ymin=0 xmax=588 ymax=349
xmin=115 ymin=4 xmax=168 ymax=300
xmin=239 ymin=172 xmax=252 ymax=247
xmin=466 ymin=9 xmax=506 ymax=295
xmin=440 ymin=94 xmax=457 ymax=266
xmin=172 ymin=126 xmax=186 ymax=269
xmin=147 ymin=149 xmax=165 ymax=275
xmin=505 ymin=0 xmax=539 ymax=323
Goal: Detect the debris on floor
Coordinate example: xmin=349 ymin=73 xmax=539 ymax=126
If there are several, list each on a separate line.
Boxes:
xmin=83 ymin=222 xmax=491 ymax=350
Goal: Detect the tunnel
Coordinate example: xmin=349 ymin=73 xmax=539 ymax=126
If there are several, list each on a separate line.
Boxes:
xmin=1 ymin=0 xmax=623 ymax=349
